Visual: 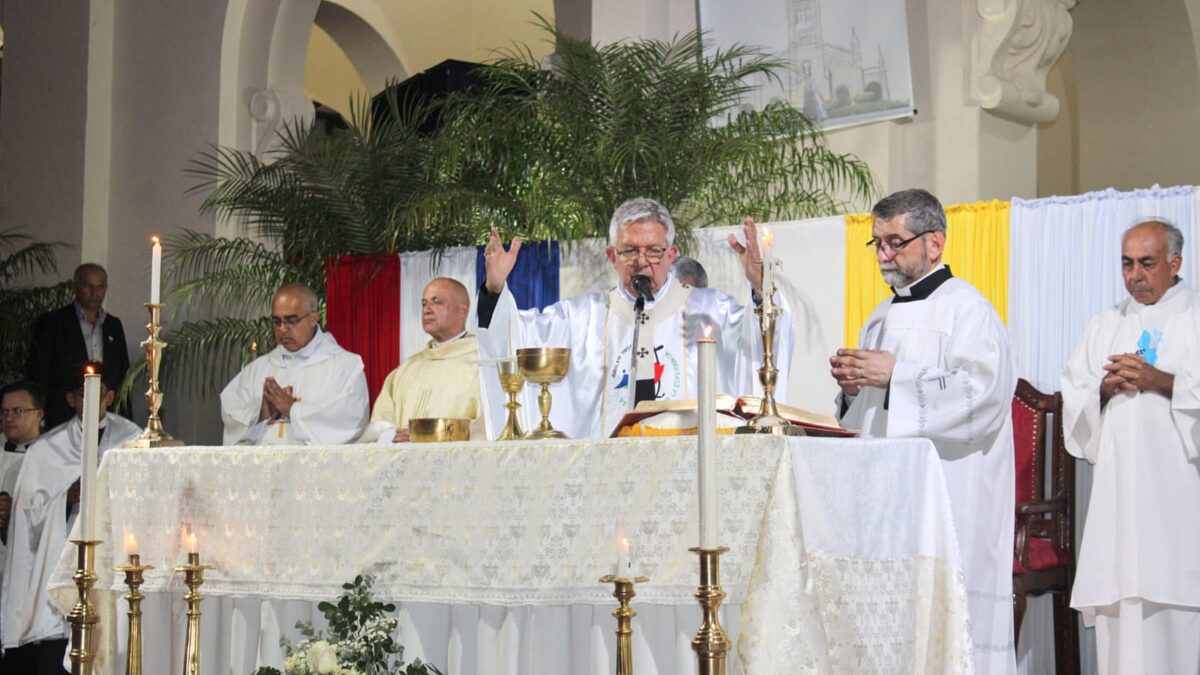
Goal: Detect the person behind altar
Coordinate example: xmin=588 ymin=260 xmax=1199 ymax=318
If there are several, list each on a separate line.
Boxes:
xmin=220 ymin=282 xmax=369 ymax=446
xmin=1060 ymin=219 xmax=1200 ymax=674
xmin=829 ymin=188 xmax=1017 ymax=675
xmin=0 ymin=362 xmax=139 ymax=673
xmin=369 ymin=277 xmax=483 ymax=442
xmin=476 ymin=196 xmax=793 ymax=439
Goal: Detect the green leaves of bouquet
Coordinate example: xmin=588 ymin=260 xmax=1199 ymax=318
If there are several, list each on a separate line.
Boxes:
xmin=253 ymin=575 xmax=442 ymax=675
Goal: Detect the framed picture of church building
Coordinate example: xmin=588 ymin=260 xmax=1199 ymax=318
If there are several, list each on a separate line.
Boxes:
xmin=701 ymin=0 xmax=916 ymax=131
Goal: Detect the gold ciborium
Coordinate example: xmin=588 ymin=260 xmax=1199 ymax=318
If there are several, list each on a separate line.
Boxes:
xmin=517 ymin=347 xmax=570 ymax=439
xmin=409 ymin=417 xmax=471 ymax=442
xmin=495 ymin=359 xmax=526 ymax=441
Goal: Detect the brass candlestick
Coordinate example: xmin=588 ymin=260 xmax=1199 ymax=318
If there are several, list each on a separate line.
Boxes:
xmin=126 ymin=303 xmax=184 ymax=447
xmin=496 ymin=359 xmax=525 ymax=440
xmin=736 ymin=267 xmax=804 ymax=437
xmin=116 ymin=555 xmax=154 ymax=675
xmin=175 ymin=553 xmax=211 ymax=675
xmin=68 ymin=540 xmax=102 ymax=675
xmin=690 ymin=547 xmax=731 ymax=675
xmin=599 ymin=574 xmax=649 ymax=675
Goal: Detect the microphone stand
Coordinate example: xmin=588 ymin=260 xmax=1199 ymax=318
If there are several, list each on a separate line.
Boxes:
xmin=628 ymin=294 xmax=645 ymax=411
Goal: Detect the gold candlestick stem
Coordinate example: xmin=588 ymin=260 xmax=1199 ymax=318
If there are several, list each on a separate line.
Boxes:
xmin=496 ymin=360 xmax=525 ymax=441
xmin=116 ymin=555 xmax=154 ymax=675
xmin=599 ymin=574 xmax=649 ymax=675
xmin=736 ymin=272 xmax=805 ymax=436
xmin=68 ymin=540 xmax=102 ymax=675
xmin=176 ymin=553 xmax=211 ymax=675
xmin=126 ymin=303 xmax=184 ymax=447
xmin=690 ymin=547 xmax=731 ymax=675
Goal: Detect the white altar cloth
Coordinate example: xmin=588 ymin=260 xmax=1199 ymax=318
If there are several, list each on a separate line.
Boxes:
xmin=48 ymin=435 xmax=972 ymax=674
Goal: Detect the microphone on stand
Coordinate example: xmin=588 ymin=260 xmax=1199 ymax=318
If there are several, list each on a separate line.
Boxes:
xmin=632 ymin=275 xmax=653 ymax=312
xmin=627 ymin=274 xmax=654 ymax=410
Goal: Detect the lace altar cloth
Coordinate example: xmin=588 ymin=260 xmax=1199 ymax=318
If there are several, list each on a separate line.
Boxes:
xmin=48 ymin=435 xmax=971 ymax=674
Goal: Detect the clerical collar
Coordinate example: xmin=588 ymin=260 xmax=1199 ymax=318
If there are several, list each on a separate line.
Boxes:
xmin=619 ymin=271 xmax=674 ymax=306
xmin=892 ymin=264 xmax=953 ymax=303
xmin=4 ymin=440 xmax=31 ymax=453
xmin=432 ymin=330 xmax=468 ymax=348
xmin=282 ymin=328 xmax=324 ymax=362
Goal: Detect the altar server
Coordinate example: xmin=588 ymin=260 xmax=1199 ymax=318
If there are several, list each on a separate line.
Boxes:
xmin=371 ymin=278 xmax=483 ymax=442
xmin=1061 ymin=219 xmax=1200 ymax=674
xmin=476 ymin=197 xmax=792 ymax=439
xmin=0 ymin=365 xmax=139 ymax=672
xmin=220 ymin=283 xmax=369 ymax=446
xmin=830 ymin=188 xmax=1017 ymax=674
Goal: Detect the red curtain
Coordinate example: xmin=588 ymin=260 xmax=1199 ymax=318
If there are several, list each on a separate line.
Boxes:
xmin=324 ymin=254 xmax=400 ymax=406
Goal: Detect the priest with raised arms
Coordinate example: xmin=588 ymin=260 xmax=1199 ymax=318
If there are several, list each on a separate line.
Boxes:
xmin=830 ymin=188 xmax=1017 ymax=674
xmin=1061 ymin=219 xmax=1200 ymax=674
xmin=476 ymin=197 xmax=792 ymax=439
xmin=220 ymin=282 xmax=369 ymax=446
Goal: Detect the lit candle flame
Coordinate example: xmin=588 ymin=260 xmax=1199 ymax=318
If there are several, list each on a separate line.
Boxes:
xmin=151 ymin=235 xmax=160 ymax=245
xmin=250 ymin=342 xmax=258 ymax=352
xmin=703 ymin=324 xmax=714 ymax=339
xmin=124 ymin=530 xmax=138 ymax=556
xmin=761 ymin=227 xmax=774 ymax=251
xmin=621 ymin=536 xmax=630 ymax=556
xmin=181 ymin=525 xmax=198 ymax=554
xmin=85 ymin=365 xmax=95 ymax=376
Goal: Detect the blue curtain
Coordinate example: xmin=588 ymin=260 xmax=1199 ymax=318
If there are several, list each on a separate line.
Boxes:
xmin=475 ymin=240 xmax=561 ymax=310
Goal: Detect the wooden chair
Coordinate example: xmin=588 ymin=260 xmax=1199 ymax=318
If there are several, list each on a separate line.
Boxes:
xmin=1011 ymin=378 xmax=1079 ymax=675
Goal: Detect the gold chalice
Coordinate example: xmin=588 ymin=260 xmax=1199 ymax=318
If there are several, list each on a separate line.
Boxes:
xmin=517 ymin=347 xmax=571 ymax=439
xmin=495 ymin=359 xmax=526 ymax=441
xmin=409 ymin=417 xmax=471 ymax=442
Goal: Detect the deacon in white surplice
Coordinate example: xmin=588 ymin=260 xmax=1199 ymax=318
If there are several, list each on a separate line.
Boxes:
xmin=221 ymin=283 xmax=369 ymax=446
xmin=476 ymin=197 xmax=792 ymax=439
xmin=0 ymin=367 xmax=139 ymax=662
xmin=831 ymin=189 xmax=1017 ymax=675
xmin=1061 ymin=219 xmax=1200 ymax=674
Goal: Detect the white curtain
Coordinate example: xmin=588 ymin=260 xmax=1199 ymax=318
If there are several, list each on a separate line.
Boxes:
xmin=399 ymin=247 xmax=478 ymax=361
xmin=1009 ymin=185 xmax=1196 ymax=392
xmin=1008 ymin=184 xmax=1197 ymax=675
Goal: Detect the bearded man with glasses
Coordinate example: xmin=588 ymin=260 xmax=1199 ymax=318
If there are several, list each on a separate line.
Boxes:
xmin=830 ymin=188 xmax=1017 ymax=675
xmin=476 ymin=197 xmax=793 ymax=439
xmin=219 ymin=282 xmax=369 ymax=446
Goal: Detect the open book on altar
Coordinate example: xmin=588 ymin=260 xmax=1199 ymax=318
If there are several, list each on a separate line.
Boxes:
xmin=612 ymin=396 xmax=858 ymax=438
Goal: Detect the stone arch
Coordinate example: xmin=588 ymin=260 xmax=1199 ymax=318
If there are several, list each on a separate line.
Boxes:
xmin=315 ymin=1 xmax=408 ymax=93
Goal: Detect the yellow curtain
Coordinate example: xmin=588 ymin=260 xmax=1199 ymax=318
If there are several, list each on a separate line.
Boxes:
xmin=843 ymin=200 xmax=1010 ymax=348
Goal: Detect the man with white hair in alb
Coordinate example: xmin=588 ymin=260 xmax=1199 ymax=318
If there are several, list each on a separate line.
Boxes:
xmin=475 ymin=197 xmax=793 ymax=438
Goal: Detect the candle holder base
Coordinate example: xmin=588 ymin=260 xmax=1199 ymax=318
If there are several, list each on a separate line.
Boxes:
xmin=116 ymin=555 xmax=154 ymax=675
xmin=68 ymin=540 xmax=102 ymax=675
xmin=599 ymin=575 xmax=649 ymax=675
xmin=689 ymin=547 xmax=731 ymax=675
xmin=176 ymin=553 xmax=211 ymax=675
xmin=126 ymin=302 xmax=185 ymax=448
xmin=733 ymin=419 xmax=807 ymax=436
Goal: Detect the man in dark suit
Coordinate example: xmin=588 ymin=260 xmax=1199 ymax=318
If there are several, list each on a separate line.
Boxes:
xmin=25 ymin=263 xmax=130 ymax=428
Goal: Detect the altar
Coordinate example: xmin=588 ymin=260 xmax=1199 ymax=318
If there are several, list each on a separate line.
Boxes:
xmin=49 ymin=434 xmax=972 ymax=674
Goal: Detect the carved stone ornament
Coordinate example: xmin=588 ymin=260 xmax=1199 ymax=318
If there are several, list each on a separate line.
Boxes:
xmin=971 ymin=0 xmax=1076 ymax=124
xmin=249 ymin=88 xmax=315 ymax=157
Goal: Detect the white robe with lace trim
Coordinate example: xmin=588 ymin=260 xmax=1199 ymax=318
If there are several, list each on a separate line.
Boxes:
xmin=0 ymin=414 xmax=139 ymax=649
xmin=477 ymin=274 xmax=792 ymax=439
xmin=220 ymin=329 xmax=369 ymax=446
xmin=837 ymin=276 xmax=1017 ymax=675
xmin=1060 ymin=282 xmax=1200 ymax=622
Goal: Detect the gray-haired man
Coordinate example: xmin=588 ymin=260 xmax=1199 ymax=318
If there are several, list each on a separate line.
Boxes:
xmin=477 ymin=197 xmax=793 ymax=438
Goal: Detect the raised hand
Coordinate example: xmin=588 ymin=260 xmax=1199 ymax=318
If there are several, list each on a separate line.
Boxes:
xmin=727 ymin=216 xmax=765 ymax=292
xmin=484 ymin=226 xmax=522 ymax=294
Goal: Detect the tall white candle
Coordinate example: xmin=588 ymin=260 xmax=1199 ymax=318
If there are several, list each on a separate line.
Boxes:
xmin=80 ymin=367 xmax=101 ymax=541
xmin=698 ymin=326 xmax=718 ymax=548
xmin=150 ymin=236 xmax=162 ymax=304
